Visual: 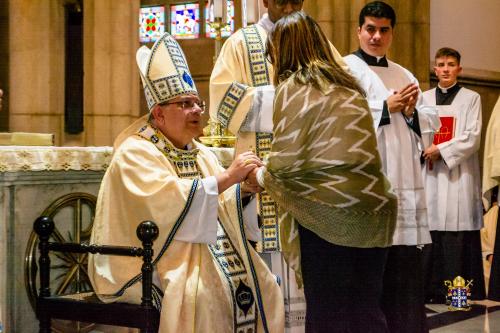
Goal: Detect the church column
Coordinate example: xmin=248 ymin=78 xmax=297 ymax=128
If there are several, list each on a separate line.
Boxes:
xmin=386 ymin=0 xmax=430 ymax=89
xmin=83 ymin=0 xmax=140 ymax=146
xmin=0 ymin=0 xmax=9 ymax=131
xmin=304 ymin=0 xmax=430 ymax=88
xmin=9 ymin=0 xmax=66 ymax=142
xmin=303 ymin=0 xmax=353 ymax=55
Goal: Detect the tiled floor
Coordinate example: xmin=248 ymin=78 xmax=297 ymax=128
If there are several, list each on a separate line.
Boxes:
xmin=76 ymin=301 xmax=500 ymax=332
xmin=428 ymin=300 xmax=500 ymax=332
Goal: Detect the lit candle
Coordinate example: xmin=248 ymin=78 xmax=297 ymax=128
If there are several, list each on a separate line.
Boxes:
xmin=222 ymin=0 xmax=228 ymax=24
xmin=213 ymin=0 xmax=223 ymax=18
xmin=246 ymin=0 xmax=258 ymax=24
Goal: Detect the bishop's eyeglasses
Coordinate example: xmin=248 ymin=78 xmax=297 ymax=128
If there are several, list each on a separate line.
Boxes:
xmin=161 ymin=99 xmax=206 ymax=112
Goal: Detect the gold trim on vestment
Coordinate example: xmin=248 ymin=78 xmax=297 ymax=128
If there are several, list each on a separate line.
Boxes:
xmin=241 ymin=26 xmax=280 ymax=252
xmin=137 ymin=123 xmax=258 ymax=332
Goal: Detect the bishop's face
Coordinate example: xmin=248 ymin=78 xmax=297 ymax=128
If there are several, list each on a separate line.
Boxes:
xmin=434 ymin=56 xmax=462 ymax=88
xmin=152 ymin=95 xmax=205 ymax=149
xmin=358 ymin=16 xmax=393 ymax=57
xmin=263 ymin=0 xmax=303 ymax=23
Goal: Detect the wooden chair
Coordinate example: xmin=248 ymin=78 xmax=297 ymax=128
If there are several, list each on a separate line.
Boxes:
xmin=33 ymin=215 xmax=161 ymax=333
xmin=25 ymin=192 xmax=98 ymax=313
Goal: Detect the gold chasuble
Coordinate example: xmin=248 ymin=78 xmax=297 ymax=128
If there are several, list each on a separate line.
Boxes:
xmin=88 ymin=121 xmax=284 ymax=333
xmin=210 ymin=24 xmax=279 ymax=252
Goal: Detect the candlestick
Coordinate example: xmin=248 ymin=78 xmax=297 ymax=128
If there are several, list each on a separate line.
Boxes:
xmin=199 ymin=10 xmax=235 ymax=147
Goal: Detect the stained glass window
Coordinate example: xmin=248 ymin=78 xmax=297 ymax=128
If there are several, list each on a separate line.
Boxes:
xmin=139 ymin=6 xmax=165 ymax=43
xmin=170 ymin=3 xmax=200 ymax=39
xmin=205 ymin=1 xmax=235 ymax=38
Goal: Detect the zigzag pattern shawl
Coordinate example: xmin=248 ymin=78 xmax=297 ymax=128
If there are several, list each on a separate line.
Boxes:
xmin=263 ymin=78 xmax=398 ymax=285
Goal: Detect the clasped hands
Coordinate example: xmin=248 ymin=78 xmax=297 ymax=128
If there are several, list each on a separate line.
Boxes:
xmin=422 ymin=143 xmax=441 ymax=162
xmin=387 ymin=83 xmax=419 ymax=117
xmin=387 ymin=84 xmax=442 ymax=162
xmin=227 ymin=151 xmax=264 ymax=195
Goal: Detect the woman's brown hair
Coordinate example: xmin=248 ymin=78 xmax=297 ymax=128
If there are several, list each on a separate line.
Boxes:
xmin=266 ymin=11 xmax=364 ymax=96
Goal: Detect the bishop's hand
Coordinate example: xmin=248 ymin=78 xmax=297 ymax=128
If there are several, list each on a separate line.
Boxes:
xmin=216 ymin=151 xmax=263 ymax=193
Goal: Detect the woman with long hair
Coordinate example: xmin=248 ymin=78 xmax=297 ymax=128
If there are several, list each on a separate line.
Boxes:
xmin=253 ymin=11 xmax=397 ymax=332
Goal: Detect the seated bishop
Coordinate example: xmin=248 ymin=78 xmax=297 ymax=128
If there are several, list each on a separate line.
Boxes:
xmin=88 ymin=32 xmax=284 ymax=333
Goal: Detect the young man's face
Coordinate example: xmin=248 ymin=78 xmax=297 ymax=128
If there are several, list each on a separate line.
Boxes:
xmin=434 ymin=56 xmax=462 ymax=88
xmin=263 ymin=0 xmax=303 ymax=23
xmin=358 ymin=16 xmax=393 ymax=57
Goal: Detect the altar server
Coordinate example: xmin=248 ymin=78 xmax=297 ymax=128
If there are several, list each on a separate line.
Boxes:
xmin=422 ymin=47 xmax=485 ymax=303
xmin=344 ymin=2 xmax=439 ymax=332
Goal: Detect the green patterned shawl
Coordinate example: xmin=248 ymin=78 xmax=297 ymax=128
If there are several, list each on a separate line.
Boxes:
xmin=263 ymin=77 xmax=397 ymax=286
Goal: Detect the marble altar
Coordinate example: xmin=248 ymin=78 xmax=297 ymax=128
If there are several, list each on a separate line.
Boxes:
xmin=0 ymin=146 xmax=112 ymax=333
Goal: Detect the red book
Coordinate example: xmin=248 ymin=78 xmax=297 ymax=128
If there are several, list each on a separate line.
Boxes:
xmin=433 ymin=116 xmax=455 ymax=145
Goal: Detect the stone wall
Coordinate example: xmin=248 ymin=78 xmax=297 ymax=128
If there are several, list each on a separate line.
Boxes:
xmin=1 ymin=0 xmax=498 ymax=147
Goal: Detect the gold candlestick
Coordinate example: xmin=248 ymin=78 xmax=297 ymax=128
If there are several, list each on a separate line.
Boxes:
xmin=211 ymin=17 xmax=226 ymax=62
xmin=199 ymin=16 xmax=236 ymax=147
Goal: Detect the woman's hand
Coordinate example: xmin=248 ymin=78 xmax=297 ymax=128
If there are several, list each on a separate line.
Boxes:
xmin=242 ymin=167 xmax=264 ymax=194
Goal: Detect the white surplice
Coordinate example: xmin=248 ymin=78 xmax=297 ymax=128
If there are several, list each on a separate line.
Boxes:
xmin=422 ymin=87 xmax=483 ymax=231
xmin=344 ymin=54 xmax=438 ymax=246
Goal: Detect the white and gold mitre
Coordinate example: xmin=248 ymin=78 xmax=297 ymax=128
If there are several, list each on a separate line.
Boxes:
xmin=136 ymin=32 xmax=198 ymax=110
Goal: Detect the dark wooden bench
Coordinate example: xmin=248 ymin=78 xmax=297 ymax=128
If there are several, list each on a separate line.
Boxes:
xmin=34 ymin=215 xmax=161 ymax=333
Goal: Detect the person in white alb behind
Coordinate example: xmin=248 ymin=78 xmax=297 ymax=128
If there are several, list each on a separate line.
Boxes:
xmin=422 ymin=47 xmax=485 ymax=303
xmin=343 ymin=2 xmax=440 ymax=332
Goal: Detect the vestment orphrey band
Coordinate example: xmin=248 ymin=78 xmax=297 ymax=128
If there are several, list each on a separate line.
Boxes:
xmin=214 ymin=24 xmax=280 ymax=252
xmin=137 ymin=124 xmax=261 ymax=332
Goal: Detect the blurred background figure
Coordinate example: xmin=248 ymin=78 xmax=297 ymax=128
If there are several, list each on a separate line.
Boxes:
xmin=481 ymin=95 xmax=500 ymax=301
